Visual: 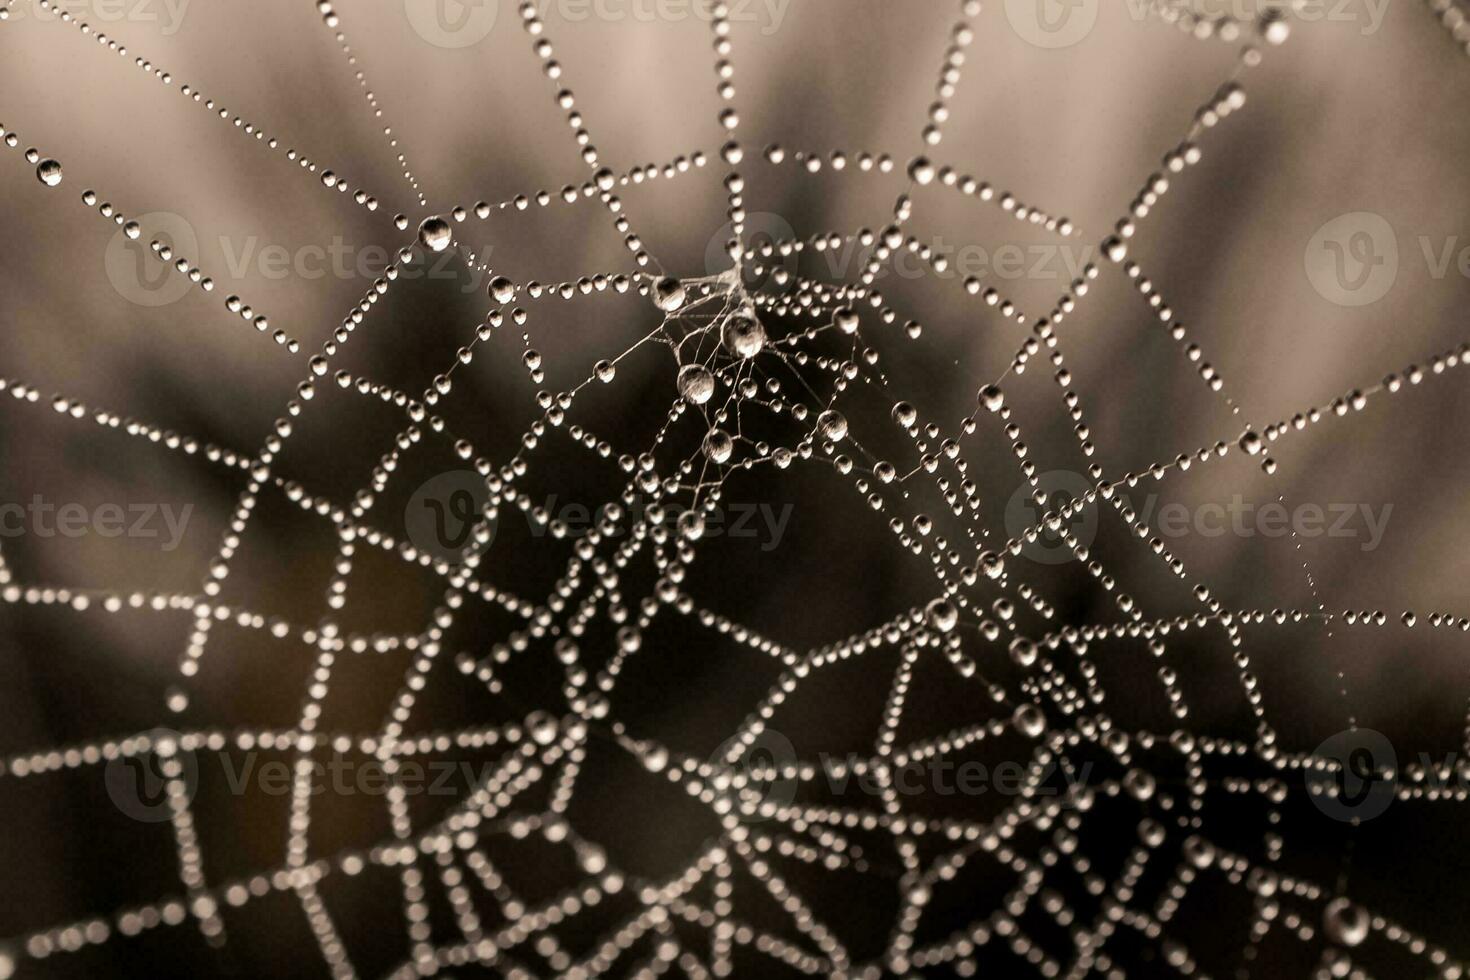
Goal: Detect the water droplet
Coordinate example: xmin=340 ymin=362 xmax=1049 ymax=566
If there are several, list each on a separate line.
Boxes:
xmin=578 ymin=844 xmax=607 ymax=874
xmin=678 ymin=510 xmax=705 ymax=540
xmin=1258 ymin=10 xmax=1291 ymax=44
xmin=1123 ymin=768 xmax=1156 ymax=801
xmin=978 ymin=385 xmax=1005 ymax=413
xmin=35 ymin=158 xmax=63 ymax=187
xmin=1183 ymin=835 xmax=1215 ymax=868
xmin=703 ymin=428 xmax=734 ymax=464
xmin=526 ymin=712 xmax=559 ymax=746
xmin=641 ymin=743 xmax=669 ymax=773
xmin=925 ymin=598 xmax=958 ymax=633
xmin=817 ymin=410 xmax=848 ymax=443
xmin=677 ymin=364 xmax=715 ymax=405
xmin=1013 ymin=703 xmax=1046 ymax=738
xmin=417 ymin=216 xmax=452 ymax=252
xmin=1323 ymin=898 xmax=1369 ymax=947
xmin=490 ymin=276 xmax=515 ymax=304
xmin=653 ymin=276 xmax=686 ymax=312
xmin=721 ymin=312 xmax=765 ymax=359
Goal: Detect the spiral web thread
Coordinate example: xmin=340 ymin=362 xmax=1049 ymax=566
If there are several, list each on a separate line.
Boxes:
xmin=2 ymin=0 xmax=1470 ymax=977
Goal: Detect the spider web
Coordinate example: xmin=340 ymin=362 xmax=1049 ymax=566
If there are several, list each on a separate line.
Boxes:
xmin=2 ymin=0 xmax=1470 ymax=978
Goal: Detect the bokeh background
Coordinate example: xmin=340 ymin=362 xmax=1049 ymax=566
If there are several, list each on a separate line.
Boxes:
xmin=3 ymin=0 xmax=1470 ymax=976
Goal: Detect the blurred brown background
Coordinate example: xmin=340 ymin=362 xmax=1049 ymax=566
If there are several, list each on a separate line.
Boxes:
xmin=3 ymin=0 xmax=1470 ymax=977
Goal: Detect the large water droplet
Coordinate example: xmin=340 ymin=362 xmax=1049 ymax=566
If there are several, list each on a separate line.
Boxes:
xmin=417 ymin=216 xmax=452 ymax=252
xmin=1013 ymin=703 xmax=1046 ymax=738
xmin=925 ymin=598 xmax=958 ymax=633
xmin=817 ymin=409 xmax=848 ymax=443
xmin=677 ymin=364 xmax=715 ymax=405
xmin=35 ymin=158 xmax=63 ymax=187
xmin=1323 ymin=898 xmax=1369 ymax=947
xmin=653 ymin=276 xmax=686 ymax=312
xmin=979 ymin=385 xmax=1005 ymax=413
xmin=721 ymin=312 xmax=766 ymax=359
xmin=703 ymin=428 xmax=734 ymax=464
xmin=489 ymin=276 xmax=515 ymax=304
